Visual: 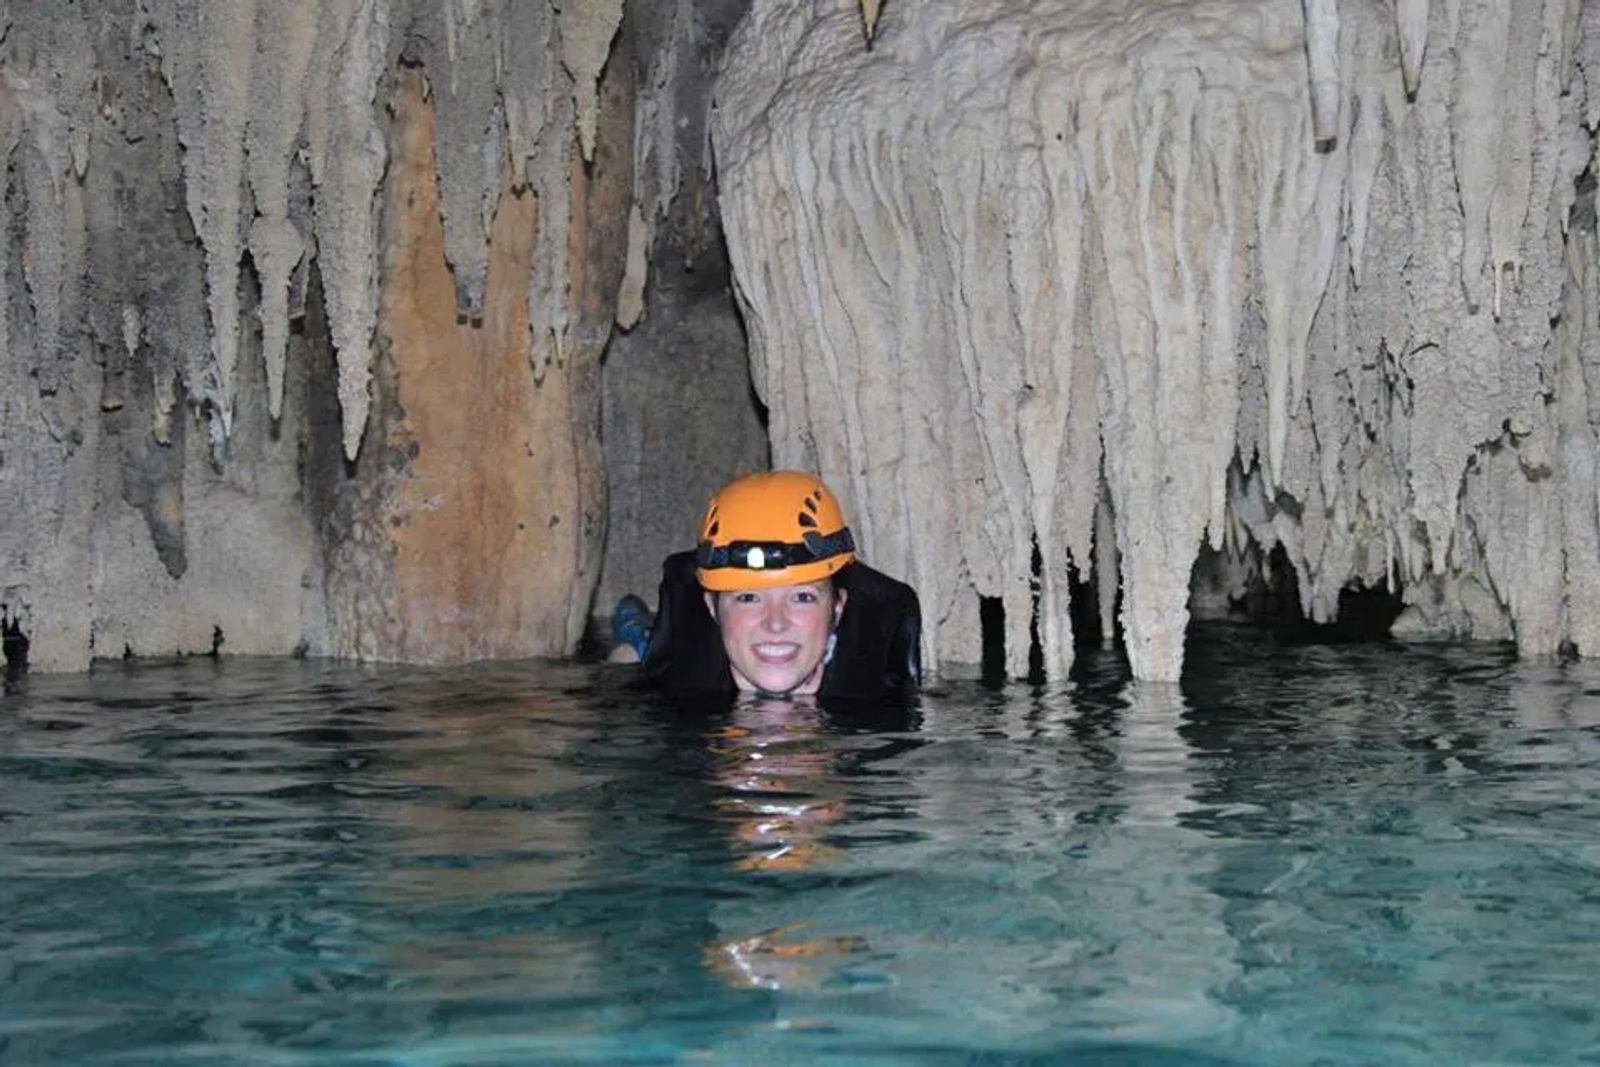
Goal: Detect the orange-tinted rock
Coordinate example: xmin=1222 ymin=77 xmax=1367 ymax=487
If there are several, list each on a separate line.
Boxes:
xmin=331 ymin=71 xmax=613 ymax=662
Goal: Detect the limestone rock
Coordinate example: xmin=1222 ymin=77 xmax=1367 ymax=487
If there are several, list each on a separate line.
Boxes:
xmin=0 ymin=1 xmax=643 ymax=671
xmin=715 ymin=0 xmax=1599 ymax=680
xmin=325 ymin=72 xmax=607 ymax=662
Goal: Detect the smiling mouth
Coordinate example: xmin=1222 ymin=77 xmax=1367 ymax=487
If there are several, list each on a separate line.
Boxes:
xmin=752 ymin=642 xmax=801 ymax=664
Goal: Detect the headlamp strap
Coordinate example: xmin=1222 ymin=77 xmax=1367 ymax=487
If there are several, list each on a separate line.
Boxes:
xmin=696 ymin=527 xmax=855 ymax=571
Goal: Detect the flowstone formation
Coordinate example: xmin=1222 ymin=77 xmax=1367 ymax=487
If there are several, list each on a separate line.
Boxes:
xmin=715 ymin=0 xmax=1600 ymax=681
xmin=0 ymin=1 xmax=662 ymax=671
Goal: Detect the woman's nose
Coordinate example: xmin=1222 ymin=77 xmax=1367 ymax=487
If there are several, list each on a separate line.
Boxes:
xmin=761 ymin=600 xmax=790 ymax=632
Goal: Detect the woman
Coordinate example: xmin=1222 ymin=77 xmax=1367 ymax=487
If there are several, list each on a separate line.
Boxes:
xmin=622 ymin=471 xmax=921 ymax=700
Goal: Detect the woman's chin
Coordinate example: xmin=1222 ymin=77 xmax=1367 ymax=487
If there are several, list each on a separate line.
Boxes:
xmin=733 ymin=660 xmax=820 ymax=697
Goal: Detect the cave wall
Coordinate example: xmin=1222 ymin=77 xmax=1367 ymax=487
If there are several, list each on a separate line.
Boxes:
xmin=597 ymin=0 xmax=768 ymax=618
xmin=14 ymin=0 xmax=1599 ymax=683
xmin=0 ymin=1 xmax=652 ymax=671
xmin=325 ymin=62 xmax=623 ymax=662
xmin=714 ymin=0 xmax=1600 ymax=681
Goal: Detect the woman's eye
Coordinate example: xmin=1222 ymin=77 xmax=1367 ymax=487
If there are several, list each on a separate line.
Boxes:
xmin=733 ymin=592 xmax=760 ymax=605
xmin=794 ymin=591 xmax=817 ymax=604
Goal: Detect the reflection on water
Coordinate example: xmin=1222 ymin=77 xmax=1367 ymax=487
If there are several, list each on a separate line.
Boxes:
xmin=1089 ymin=682 xmax=1240 ymax=1044
xmin=711 ymin=699 xmax=849 ymax=874
xmin=2 ymin=634 xmax=1600 ymax=1063
xmin=704 ymin=697 xmax=865 ymax=991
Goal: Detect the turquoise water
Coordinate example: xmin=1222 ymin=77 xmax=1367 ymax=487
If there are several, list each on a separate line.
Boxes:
xmin=3 ymin=630 xmax=1599 ymax=1064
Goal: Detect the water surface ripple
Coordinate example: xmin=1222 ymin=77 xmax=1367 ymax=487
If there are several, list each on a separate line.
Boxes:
xmin=3 ymin=631 xmax=1599 ymax=1064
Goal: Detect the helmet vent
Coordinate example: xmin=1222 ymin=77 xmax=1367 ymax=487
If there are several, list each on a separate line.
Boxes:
xmin=707 ymin=520 xmax=720 ymax=537
xmin=797 ymin=511 xmax=818 ymax=528
xmin=803 ymin=496 xmax=819 ymax=514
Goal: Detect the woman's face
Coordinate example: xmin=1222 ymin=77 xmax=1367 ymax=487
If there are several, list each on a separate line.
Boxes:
xmin=705 ymin=580 xmax=847 ymax=696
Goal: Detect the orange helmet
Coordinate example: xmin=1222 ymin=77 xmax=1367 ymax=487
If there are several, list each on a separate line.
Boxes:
xmin=695 ymin=471 xmax=857 ymax=591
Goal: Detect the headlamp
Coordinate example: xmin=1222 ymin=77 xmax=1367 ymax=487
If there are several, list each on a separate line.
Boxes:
xmin=696 ymin=528 xmax=856 ymax=573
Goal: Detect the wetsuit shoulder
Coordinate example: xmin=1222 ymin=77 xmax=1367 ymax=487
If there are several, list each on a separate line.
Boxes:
xmin=820 ymin=561 xmax=922 ymax=698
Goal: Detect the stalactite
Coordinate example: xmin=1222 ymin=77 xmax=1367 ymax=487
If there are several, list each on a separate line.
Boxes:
xmin=246 ymin=3 xmax=318 ymax=421
xmin=1558 ymin=223 xmax=1600 ymax=656
xmin=716 ymin=0 xmax=1600 ymax=680
xmin=1302 ymin=0 xmax=1341 ymax=144
xmin=412 ymin=1 xmax=503 ymax=321
xmin=1 ymin=84 xmax=21 ymax=625
xmin=860 ymin=0 xmax=883 ymax=43
xmin=490 ymin=0 xmax=572 ymax=385
xmin=615 ymin=0 xmax=693 ymax=329
xmin=1 ymin=18 xmax=103 ymax=671
xmin=0 ymin=0 xmax=632 ymax=670
xmin=306 ymin=0 xmax=391 ymax=462
xmin=562 ymin=0 xmax=624 ymax=164
xmin=499 ymin=0 xmax=559 ymax=180
xmin=13 ymin=75 xmax=77 ymax=394
xmin=1395 ymin=0 xmax=1429 ymax=97
xmin=154 ymin=0 xmax=256 ymax=443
